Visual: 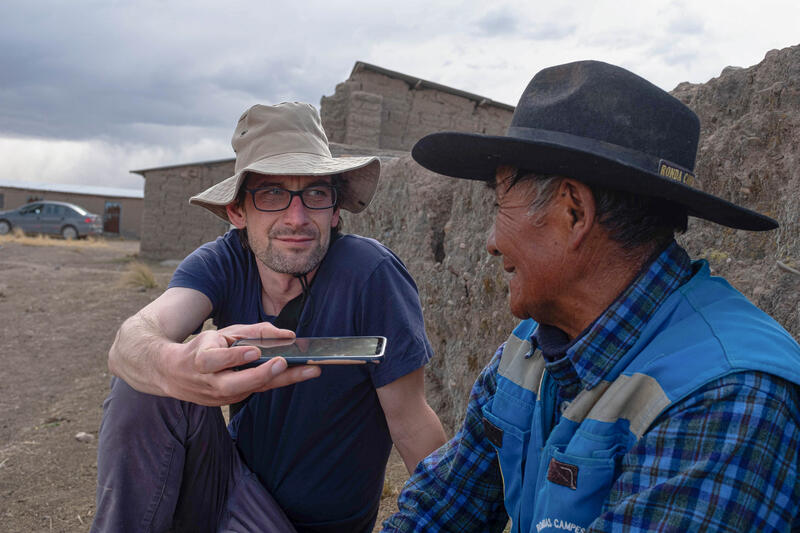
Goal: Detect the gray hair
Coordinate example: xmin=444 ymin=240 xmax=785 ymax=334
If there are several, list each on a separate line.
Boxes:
xmin=506 ymin=170 xmax=688 ymax=250
xmin=516 ymin=171 xmax=562 ymax=225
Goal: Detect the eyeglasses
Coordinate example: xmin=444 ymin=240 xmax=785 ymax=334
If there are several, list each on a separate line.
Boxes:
xmin=245 ymin=185 xmax=338 ymax=212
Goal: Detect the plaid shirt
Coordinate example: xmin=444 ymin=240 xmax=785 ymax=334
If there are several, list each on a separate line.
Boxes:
xmin=383 ymin=242 xmax=800 ymax=532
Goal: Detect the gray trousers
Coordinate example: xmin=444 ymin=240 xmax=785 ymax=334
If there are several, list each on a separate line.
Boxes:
xmin=91 ymin=377 xmax=296 ymax=533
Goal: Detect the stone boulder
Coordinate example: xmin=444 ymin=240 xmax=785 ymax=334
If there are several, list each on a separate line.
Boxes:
xmin=344 ymin=158 xmax=516 ymax=431
xmin=673 ymin=44 xmax=799 ymax=341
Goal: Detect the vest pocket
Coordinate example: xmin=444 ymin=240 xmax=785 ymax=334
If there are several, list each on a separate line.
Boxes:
xmin=532 ymin=442 xmax=621 ymax=531
xmin=481 ymin=405 xmax=531 ymax=529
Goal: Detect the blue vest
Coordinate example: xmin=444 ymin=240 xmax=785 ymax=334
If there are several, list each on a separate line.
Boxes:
xmin=483 ymin=262 xmax=800 ymax=533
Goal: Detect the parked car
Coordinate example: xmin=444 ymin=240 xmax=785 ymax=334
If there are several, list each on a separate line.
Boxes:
xmin=0 ymin=200 xmax=103 ymax=239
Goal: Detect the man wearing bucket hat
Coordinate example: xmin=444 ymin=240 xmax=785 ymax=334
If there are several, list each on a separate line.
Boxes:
xmin=93 ymin=102 xmax=446 ymax=533
xmin=384 ymin=61 xmax=800 ymax=532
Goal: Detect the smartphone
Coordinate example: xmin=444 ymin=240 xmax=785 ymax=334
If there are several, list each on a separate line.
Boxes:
xmin=232 ymin=336 xmax=387 ymax=369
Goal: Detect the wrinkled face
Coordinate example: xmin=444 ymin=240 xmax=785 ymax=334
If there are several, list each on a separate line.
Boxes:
xmin=239 ymin=174 xmax=340 ymax=276
xmin=486 ymin=166 xmax=569 ymax=322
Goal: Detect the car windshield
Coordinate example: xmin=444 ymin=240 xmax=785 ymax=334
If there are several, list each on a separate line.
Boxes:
xmin=67 ymin=204 xmax=89 ymax=216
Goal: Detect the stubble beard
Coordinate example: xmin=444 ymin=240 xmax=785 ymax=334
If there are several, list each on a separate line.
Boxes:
xmin=253 ymin=229 xmax=329 ymax=275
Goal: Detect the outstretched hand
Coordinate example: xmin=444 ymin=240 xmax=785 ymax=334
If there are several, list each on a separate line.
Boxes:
xmin=163 ymin=322 xmax=321 ymax=406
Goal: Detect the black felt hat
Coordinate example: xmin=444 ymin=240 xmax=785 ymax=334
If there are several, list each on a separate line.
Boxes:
xmin=412 ymin=60 xmax=777 ymax=230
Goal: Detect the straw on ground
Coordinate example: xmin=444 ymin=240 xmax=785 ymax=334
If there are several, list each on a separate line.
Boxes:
xmin=119 ymin=261 xmax=158 ymax=289
xmin=0 ymin=229 xmax=108 ymax=248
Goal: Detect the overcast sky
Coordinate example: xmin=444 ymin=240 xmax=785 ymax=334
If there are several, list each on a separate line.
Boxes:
xmin=1 ymin=0 xmax=798 ymax=191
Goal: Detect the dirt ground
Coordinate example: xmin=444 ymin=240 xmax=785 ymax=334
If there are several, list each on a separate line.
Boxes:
xmin=0 ymin=236 xmax=406 ymax=532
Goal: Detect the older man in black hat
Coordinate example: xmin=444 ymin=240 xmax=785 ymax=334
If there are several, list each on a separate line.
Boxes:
xmin=383 ymin=62 xmax=800 ymax=532
xmin=93 ymin=102 xmax=446 ymax=533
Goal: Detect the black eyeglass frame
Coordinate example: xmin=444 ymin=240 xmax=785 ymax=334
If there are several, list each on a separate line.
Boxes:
xmin=244 ymin=185 xmax=338 ymax=212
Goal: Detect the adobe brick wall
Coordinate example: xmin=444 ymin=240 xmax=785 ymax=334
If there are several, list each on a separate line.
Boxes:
xmin=321 ymin=69 xmax=513 ymax=151
xmin=139 ymin=160 xmax=233 ymax=260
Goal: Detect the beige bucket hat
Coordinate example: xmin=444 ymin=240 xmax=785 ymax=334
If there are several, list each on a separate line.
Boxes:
xmin=190 ymin=102 xmax=381 ymax=222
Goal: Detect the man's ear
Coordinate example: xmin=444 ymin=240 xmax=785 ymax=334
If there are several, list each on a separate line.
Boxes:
xmin=558 ymin=179 xmax=597 ymax=250
xmin=226 ymin=201 xmax=247 ymax=230
xmin=330 ymin=207 xmax=340 ymax=228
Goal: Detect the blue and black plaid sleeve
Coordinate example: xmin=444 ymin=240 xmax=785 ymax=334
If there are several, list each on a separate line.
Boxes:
xmin=591 ymin=371 xmax=800 ymax=532
xmin=382 ymin=348 xmax=508 ymax=532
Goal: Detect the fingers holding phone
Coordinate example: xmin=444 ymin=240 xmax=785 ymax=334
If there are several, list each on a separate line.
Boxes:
xmin=168 ymin=327 xmax=320 ymax=406
xmin=191 ymin=321 xmax=295 ymax=373
xmin=233 ymin=358 xmax=322 ymax=394
xmin=216 ymin=321 xmax=296 ymax=348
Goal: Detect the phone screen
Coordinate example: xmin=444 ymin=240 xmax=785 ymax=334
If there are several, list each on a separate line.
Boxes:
xmin=232 ymin=336 xmax=386 ymax=368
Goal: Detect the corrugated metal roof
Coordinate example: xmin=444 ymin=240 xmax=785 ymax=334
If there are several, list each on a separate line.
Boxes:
xmin=0 ymin=180 xmax=143 ymax=199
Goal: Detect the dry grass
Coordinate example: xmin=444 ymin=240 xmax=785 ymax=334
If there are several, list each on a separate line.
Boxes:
xmin=0 ymin=229 xmax=108 ymax=248
xmin=118 ymin=261 xmax=158 ymax=289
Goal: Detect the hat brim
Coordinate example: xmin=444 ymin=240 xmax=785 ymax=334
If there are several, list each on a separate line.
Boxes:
xmin=412 ymin=131 xmax=777 ymax=231
xmin=190 ymin=152 xmax=380 ymax=223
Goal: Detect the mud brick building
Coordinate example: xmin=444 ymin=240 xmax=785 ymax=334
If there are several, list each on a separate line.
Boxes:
xmin=135 ymin=61 xmax=514 ymax=260
xmin=132 ymin=158 xmax=234 ymax=259
xmin=0 ymin=181 xmax=144 ymax=238
xmin=320 ymin=62 xmax=514 ymax=150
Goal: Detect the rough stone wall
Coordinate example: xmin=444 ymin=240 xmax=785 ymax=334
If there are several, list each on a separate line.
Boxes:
xmin=344 ymin=157 xmax=517 ymax=431
xmin=346 ymin=45 xmax=800 ymax=432
xmin=139 ymin=160 xmax=233 ymax=260
xmin=673 ymin=44 xmax=800 ymax=338
xmin=321 ymin=69 xmax=513 ymax=152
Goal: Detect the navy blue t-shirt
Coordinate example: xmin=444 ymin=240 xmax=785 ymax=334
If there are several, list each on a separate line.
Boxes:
xmin=169 ymin=230 xmax=433 ymax=532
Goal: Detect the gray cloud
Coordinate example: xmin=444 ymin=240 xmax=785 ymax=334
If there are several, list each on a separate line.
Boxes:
xmin=0 ymin=1 xmax=377 ymax=144
xmin=2 ymin=0 xmax=798 ymax=190
xmin=476 ymin=9 xmax=519 ymax=36
xmin=0 ymin=0 xmax=479 ymax=187
xmin=474 ymin=8 xmax=576 ymax=42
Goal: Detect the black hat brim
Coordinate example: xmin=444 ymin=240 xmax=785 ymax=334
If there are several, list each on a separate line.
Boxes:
xmin=412 ymin=131 xmax=778 ymax=231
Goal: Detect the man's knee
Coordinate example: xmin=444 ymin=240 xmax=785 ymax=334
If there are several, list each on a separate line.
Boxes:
xmin=99 ymin=376 xmax=187 ymax=443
